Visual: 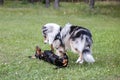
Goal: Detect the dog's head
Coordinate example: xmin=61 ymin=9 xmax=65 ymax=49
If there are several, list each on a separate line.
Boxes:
xmin=52 ymin=34 xmax=66 ymax=57
xmin=28 ymin=46 xmax=42 ymax=59
xmin=34 ymin=46 xmax=42 ymax=58
xmin=42 ymin=23 xmax=61 ymax=45
xmin=42 ymin=26 xmax=49 ymax=44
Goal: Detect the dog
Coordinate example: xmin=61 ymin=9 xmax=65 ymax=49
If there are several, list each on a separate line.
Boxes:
xmin=42 ymin=23 xmax=95 ymax=64
xmin=29 ymin=46 xmax=68 ymax=68
xmin=42 ymin=23 xmax=62 ymax=51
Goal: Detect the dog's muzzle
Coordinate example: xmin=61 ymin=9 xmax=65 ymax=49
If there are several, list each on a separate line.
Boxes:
xmin=44 ymin=40 xmax=48 ymax=44
xmin=44 ymin=38 xmax=49 ymax=44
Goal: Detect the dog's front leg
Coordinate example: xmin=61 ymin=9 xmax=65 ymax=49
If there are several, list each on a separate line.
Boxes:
xmin=76 ymin=52 xmax=84 ymax=64
xmin=51 ymin=44 xmax=54 ymax=52
xmin=28 ymin=55 xmax=36 ymax=59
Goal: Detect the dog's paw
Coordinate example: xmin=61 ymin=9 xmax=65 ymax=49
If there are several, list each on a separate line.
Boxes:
xmin=76 ymin=58 xmax=84 ymax=64
xmin=78 ymin=59 xmax=84 ymax=64
xmin=76 ymin=58 xmax=81 ymax=63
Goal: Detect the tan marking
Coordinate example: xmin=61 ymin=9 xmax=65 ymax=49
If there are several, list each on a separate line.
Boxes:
xmin=62 ymin=59 xmax=68 ymax=66
xmin=75 ymin=48 xmax=83 ymax=62
xmin=51 ymin=44 xmax=54 ymax=52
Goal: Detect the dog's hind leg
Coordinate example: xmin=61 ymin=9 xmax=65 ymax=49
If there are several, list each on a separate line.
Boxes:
xmin=75 ymin=50 xmax=84 ymax=64
xmin=70 ymin=38 xmax=86 ymax=64
xmin=70 ymin=42 xmax=84 ymax=64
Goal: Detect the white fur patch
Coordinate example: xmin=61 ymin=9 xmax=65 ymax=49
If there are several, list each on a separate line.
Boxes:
xmin=42 ymin=23 xmax=61 ymax=45
xmin=83 ymin=53 xmax=95 ymax=63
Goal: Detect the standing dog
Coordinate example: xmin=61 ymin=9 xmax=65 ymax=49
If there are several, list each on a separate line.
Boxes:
xmin=42 ymin=23 xmax=62 ymax=51
xmin=42 ymin=23 xmax=95 ymax=64
xmin=29 ymin=46 xmax=68 ymax=68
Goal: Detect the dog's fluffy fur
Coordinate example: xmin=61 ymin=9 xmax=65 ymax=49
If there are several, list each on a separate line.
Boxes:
xmin=42 ymin=23 xmax=61 ymax=45
xmin=42 ymin=23 xmax=95 ymax=64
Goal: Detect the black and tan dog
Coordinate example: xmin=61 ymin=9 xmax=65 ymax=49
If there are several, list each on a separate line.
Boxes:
xmin=29 ymin=46 xmax=68 ymax=68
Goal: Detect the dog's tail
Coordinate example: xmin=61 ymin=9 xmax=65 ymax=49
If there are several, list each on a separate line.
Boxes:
xmin=82 ymin=35 xmax=95 ymax=63
xmin=83 ymin=49 xmax=95 ymax=63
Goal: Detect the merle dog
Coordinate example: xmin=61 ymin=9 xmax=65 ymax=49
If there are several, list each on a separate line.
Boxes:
xmin=42 ymin=23 xmax=95 ymax=64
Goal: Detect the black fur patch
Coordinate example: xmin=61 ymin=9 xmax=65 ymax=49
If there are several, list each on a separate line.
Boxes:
xmin=54 ymin=34 xmax=65 ymax=47
xmin=53 ymin=28 xmax=65 ymax=47
xmin=82 ymin=49 xmax=90 ymax=53
xmin=86 ymin=36 xmax=93 ymax=44
xmin=60 ymin=27 xmax=62 ymax=31
xmin=54 ymin=32 xmax=61 ymax=40
xmin=42 ymin=26 xmax=48 ymax=35
xmin=69 ymin=26 xmax=77 ymax=34
xmin=76 ymin=30 xmax=92 ymax=38
xmin=70 ymin=26 xmax=92 ymax=41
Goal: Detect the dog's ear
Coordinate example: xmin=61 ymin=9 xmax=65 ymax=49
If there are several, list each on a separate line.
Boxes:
xmin=36 ymin=46 xmax=41 ymax=51
xmin=36 ymin=46 xmax=42 ymax=54
xmin=36 ymin=46 xmax=39 ymax=49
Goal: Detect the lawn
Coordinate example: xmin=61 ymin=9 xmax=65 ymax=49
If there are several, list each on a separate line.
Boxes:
xmin=0 ymin=1 xmax=120 ymax=80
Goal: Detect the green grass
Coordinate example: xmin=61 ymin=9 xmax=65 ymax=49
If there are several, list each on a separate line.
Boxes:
xmin=0 ymin=1 xmax=120 ymax=80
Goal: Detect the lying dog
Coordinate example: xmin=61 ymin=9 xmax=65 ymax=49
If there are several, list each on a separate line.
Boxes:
xmin=29 ymin=46 xmax=68 ymax=68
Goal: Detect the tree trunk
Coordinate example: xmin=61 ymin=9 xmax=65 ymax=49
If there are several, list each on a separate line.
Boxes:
xmin=28 ymin=0 xmax=40 ymax=3
xmin=84 ymin=0 xmax=89 ymax=4
xmin=89 ymin=0 xmax=95 ymax=9
xmin=45 ymin=0 xmax=50 ymax=8
xmin=0 ymin=0 xmax=4 ymax=5
xmin=30 ymin=0 xmax=34 ymax=3
xmin=54 ymin=0 xmax=59 ymax=9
